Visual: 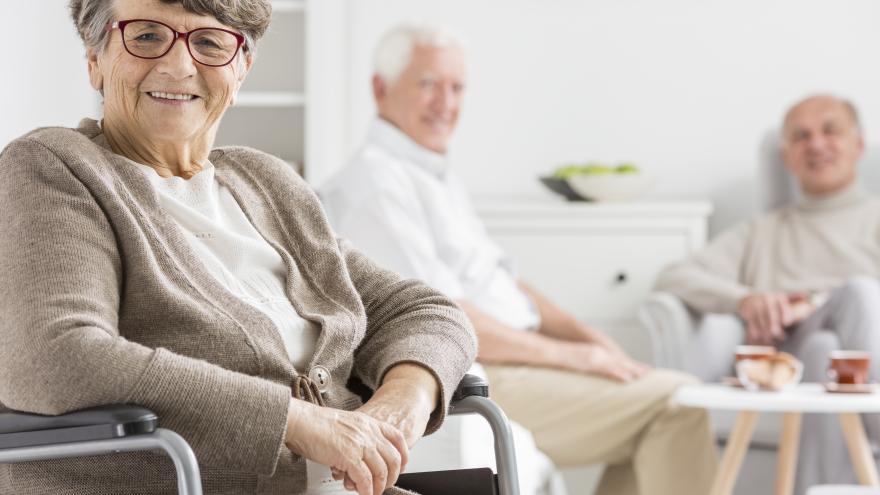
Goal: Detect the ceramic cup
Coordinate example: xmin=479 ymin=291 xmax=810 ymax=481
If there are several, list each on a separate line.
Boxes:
xmin=828 ymin=350 xmax=871 ymax=385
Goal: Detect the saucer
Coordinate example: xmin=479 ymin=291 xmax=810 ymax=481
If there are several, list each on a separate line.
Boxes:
xmin=824 ymin=382 xmax=877 ymax=394
xmin=722 ymin=376 xmax=745 ymax=388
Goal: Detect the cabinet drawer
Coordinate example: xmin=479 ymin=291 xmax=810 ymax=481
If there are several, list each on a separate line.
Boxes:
xmin=488 ymin=232 xmax=689 ymax=321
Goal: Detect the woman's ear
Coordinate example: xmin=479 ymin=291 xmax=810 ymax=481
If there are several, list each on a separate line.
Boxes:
xmin=87 ymin=48 xmax=104 ymax=93
xmin=230 ymin=53 xmax=253 ymax=106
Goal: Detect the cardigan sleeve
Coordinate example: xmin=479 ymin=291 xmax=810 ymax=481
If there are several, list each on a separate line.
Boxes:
xmin=0 ymin=137 xmax=291 ymax=476
xmin=338 ymin=238 xmax=477 ymax=434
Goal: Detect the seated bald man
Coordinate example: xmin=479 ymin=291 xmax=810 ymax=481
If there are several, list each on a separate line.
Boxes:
xmin=320 ymin=21 xmax=718 ymax=495
xmin=656 ymin=94 xmax=880 ymax=493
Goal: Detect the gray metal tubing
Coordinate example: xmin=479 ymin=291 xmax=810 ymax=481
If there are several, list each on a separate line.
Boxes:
xmin=0 ymin=428 xmax=202 ymax=495
xmin=450 ymin=395 xmax=520 ymax=495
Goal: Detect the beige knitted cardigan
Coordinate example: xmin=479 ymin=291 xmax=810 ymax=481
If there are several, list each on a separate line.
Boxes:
xmin=0 ymin=119 xmax=476 ymax=494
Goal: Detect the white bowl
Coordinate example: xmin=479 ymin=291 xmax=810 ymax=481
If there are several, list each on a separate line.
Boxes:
xmin=565 ymin=174 xmax=653 ymax=202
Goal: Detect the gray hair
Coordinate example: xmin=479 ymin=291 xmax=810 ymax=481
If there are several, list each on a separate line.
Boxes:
xmin=68 ymin=0 xmax=272 ymax=57
xmin=373 ymin=21 xmax=466 ymax=85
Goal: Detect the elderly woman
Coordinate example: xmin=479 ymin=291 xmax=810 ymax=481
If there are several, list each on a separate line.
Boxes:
xmin=0 ymin=0 xmax=476 ymax=494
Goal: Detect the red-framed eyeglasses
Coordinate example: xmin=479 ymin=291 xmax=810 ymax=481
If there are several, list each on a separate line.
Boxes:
xmin=106 ymin=19 xmax=246 ymax=67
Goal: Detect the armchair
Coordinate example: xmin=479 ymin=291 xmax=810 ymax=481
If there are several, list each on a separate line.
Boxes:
xmin=0 ymin=374 xmax=518 ymax=495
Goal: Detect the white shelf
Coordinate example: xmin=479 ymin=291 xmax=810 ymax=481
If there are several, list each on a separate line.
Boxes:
xmin=271 ymin=0 xmax=306 ymax=13
xmin=236 ymin=91 xmax=306 ymax=107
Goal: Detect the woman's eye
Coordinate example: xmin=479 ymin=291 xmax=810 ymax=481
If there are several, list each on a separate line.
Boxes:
xmin=130 ymin=31 xmax=168 ymax=44
xmin=195 ymin=39 xmax=222 ymax=49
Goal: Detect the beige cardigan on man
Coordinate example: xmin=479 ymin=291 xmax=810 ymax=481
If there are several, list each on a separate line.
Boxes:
xmin=0 ymin=119 xmax=476 ymax=494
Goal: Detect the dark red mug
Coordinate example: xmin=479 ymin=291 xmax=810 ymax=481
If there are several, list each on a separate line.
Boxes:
xmin=828 ymin=350 xmax=871 ymax=385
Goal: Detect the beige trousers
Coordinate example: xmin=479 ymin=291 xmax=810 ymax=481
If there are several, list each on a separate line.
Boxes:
xmin=484 ymin=365 xmax=718 ymax=495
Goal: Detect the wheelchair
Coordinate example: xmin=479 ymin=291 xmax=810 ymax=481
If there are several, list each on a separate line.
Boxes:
xmin=0 ymin=374 xmax=518 ymax=495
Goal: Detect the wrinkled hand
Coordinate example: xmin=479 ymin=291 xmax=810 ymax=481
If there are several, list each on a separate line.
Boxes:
xmin=358 ymin=392 xmax=431 ymax=449
xmin=737 ymin=292 xmax=814 ymax=345
xmin=557 ymin=342 xmax=651 ymax=382
xmin=285 ymin=399 xmax=408 ymax=495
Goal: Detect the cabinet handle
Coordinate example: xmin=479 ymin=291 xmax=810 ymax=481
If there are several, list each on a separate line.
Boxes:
xmin=614 ymin=272 xmax=628 ymax=284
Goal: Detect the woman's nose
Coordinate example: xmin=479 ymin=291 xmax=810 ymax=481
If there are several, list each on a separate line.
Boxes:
xmin=155 ymin=37 xmax=198 ymax=79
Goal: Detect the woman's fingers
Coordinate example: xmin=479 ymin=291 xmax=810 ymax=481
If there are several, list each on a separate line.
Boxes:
xmin=377 ymin=440 xmax=402 ymax=490
xmin=363 ymin=447 xmax=388 ymax=495
xmin=331 ymin=467 xmax=343 ymax=480
xmin=379 ymin=422 xmax=409 ymax=473
xmin=345 ymin=458 xmax=373 ymax=495
xmin=342 ymin=420 xmax=407 ymax=495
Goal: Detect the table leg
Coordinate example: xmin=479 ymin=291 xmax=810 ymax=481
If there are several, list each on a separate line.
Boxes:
xmin=710 ymin=411 xmax=759 ymax=495
xmin=774 ymin=412 xmax=802 ymax=495
xmin=839 ymin=412 xmax=880 ymax=486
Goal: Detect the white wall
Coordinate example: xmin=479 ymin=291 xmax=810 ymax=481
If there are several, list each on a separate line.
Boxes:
xmin=1 ymin=1 xmax=98 ymax=148
xmin=10 ymin=2 xmax=880 ymax=235
xmin=319 ymin=0 xmax=880 ymax=233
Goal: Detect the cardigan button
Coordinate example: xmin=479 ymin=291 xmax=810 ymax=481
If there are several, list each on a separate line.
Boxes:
xmin=309 ymin=366 xmax=332 ymax=393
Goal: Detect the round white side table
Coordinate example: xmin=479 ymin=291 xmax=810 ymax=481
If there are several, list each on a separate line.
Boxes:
xmin=674 ymin=383 xmax=880 ymax=495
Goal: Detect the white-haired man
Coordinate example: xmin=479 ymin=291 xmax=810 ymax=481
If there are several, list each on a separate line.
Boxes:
xmin=656 ymin=94 xmax=880 ymax=492
xmin=320 ymin=22 xmax=717 ymax=495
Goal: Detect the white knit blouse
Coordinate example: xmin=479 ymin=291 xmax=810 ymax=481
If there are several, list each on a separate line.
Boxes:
xmin=136 ymin=161 xmax=320 ymax=370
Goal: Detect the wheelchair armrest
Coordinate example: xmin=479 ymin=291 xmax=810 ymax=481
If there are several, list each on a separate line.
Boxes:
xmin=452 ymin=374 xmax=489 ymax=402
xmin=0 ymin=405 xmax=157 ymax=449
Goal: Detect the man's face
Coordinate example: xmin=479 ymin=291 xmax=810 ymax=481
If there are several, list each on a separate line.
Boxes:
xmin=781 ymin=96 xmax=864 ymax=196
xmin=374 ymin=44 xmax=466 ymax=153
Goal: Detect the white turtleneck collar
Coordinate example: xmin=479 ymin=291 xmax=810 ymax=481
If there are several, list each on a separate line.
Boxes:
xmin=796 ymin=180 xmax=868 ymax=213
xmin=367 ymin=118 xmax=449 ymax=179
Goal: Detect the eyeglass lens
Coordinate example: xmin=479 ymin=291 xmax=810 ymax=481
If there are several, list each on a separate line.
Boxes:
xmin=122 ymin=21 xmax=239 ymax=66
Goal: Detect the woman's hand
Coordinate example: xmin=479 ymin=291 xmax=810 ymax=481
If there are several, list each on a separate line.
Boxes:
xmin=358 ymin=363 xmax=439 ymax=448
xmin=284 ymin=398 xmax=408 ymax=495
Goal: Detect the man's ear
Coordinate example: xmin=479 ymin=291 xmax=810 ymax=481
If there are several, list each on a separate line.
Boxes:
xmin=87 ymin=48 xmax=104 ymax=93
xmin=372 ymin=74 xmax=386 ymax=105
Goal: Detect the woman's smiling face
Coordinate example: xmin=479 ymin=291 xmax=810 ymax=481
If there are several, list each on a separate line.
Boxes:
xmin=88 ymin=0 xmax=250 ymax=145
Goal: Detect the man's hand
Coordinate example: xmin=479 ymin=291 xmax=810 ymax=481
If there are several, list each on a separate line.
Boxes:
xmin=555 ymin=341 xmax=651 ymax=382
xmin=737 ymin=292 xmax=814 ymax=345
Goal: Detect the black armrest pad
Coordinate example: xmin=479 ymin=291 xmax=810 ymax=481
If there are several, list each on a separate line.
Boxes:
xmin=0 ymin=405 xmax=157 ymax=449
xmin=452 ymin=374 xmax=489 ymax=402
xmin=349 ymin=373 xmax=490 ymax=405
xmin=397 ymin=467 xmax=497 ymax=495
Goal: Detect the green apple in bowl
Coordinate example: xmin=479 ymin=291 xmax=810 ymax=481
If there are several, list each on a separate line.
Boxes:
xmin=552 ymin=164 xmax=586 ymax=180
xmin=580 ymin=163 xmax=614 ymax=175
xmin=615 ymin=163 xmax=639 ymax=174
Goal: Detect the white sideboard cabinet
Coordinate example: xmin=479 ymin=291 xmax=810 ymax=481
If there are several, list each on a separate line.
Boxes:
xmin=476 ymin=200 xmax=713 ymax=362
